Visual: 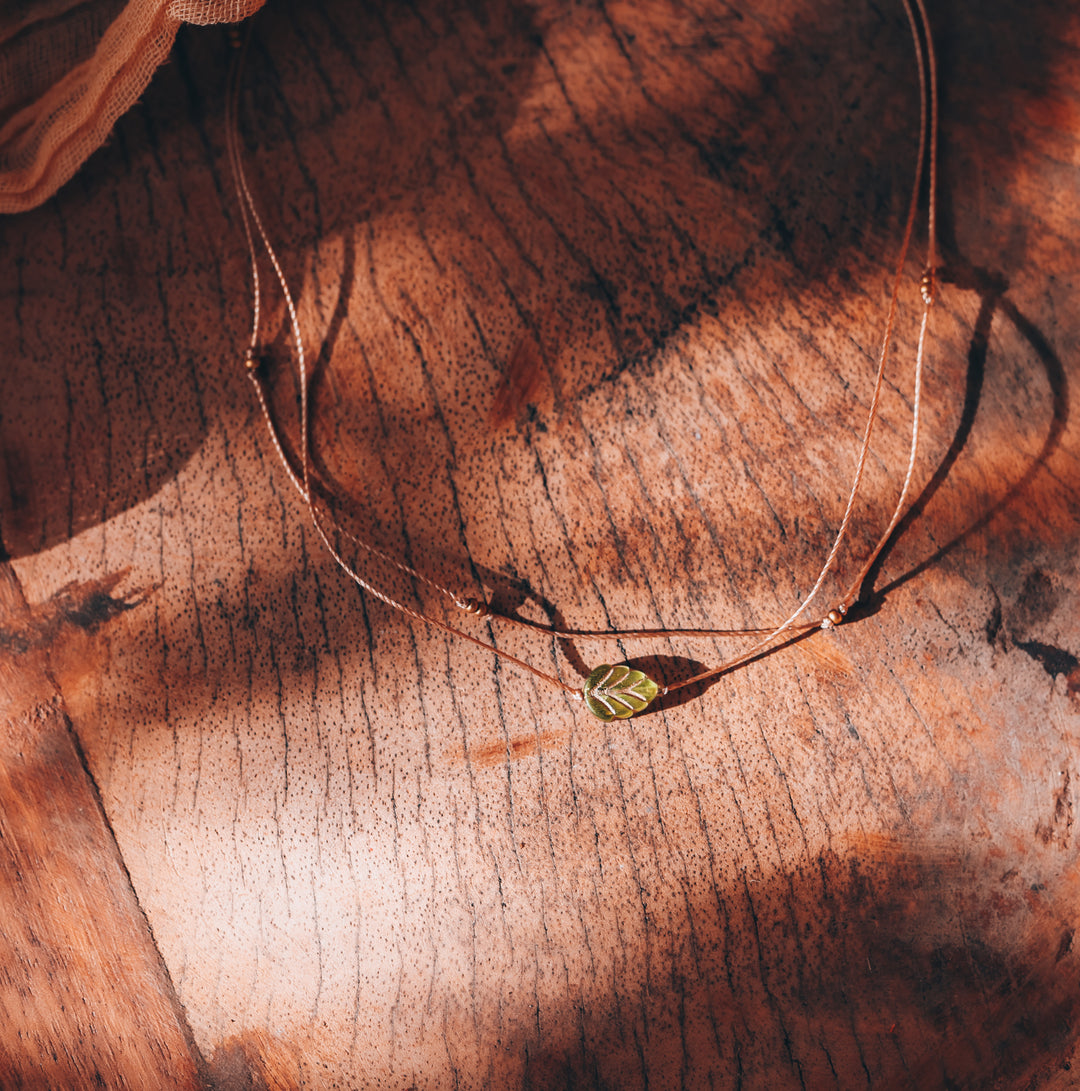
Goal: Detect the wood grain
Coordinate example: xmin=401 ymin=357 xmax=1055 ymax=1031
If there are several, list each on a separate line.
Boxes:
xmin=0 ymin=565 xmax=204 ymax=1089
xmin=2 ymin=0 xmax=1079 ymax=1087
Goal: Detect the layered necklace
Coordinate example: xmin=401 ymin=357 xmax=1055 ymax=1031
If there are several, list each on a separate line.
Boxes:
xmin=224 ymin=0 xmax=939 ymax=721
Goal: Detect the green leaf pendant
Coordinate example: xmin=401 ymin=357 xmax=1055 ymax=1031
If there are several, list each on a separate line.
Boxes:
xmin=583 ymin=664 xmax=660 ymax=721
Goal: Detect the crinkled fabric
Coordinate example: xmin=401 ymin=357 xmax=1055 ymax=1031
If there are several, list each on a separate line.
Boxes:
xmin=0 ymin=0 xmax=264 ymax=212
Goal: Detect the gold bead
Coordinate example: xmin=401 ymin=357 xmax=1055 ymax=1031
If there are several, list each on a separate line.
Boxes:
xmin=920 ymin=267 xmax=937 ymax=305
xmin=457 ymin=597 xmax=491 ymax=617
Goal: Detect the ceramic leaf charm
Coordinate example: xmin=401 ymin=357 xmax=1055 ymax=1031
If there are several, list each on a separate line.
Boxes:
xmin=583 ymin=664 xmax=660 ymax=721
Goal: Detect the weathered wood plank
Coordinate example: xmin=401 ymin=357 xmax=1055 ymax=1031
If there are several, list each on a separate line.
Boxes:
xmin=1 ymin=0 xmax=1078 ymax=1087
xmin=0 ymin=564 xmax=205 ymax=1089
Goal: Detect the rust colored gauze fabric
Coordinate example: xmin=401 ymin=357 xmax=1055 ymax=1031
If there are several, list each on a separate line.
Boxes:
xmin=0 ymin=0 xmax=265 ymax=213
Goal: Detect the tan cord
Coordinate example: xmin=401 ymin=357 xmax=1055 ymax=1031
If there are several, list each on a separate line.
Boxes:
xmin=664 ymin=0 xmax=940 ymax=695
xmin=226 ymin=0 xmax=940 ymax=709
xmin=227 ymin=34 xmax=582 ymax=698
xmin=833 ymin=0 xmax=939 ymax=614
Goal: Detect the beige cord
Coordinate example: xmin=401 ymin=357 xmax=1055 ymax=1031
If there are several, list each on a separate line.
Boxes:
xmin=226 ymin=0 xmax=941 ymax=707
xmin=665 ymin=0 xmax=939 ymax=694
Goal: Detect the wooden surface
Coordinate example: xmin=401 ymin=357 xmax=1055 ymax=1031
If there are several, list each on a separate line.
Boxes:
xmin=2 ymin=0 xmax=1079 ymax=1087
xmin=0 ymin=562 xmax=204 ymax=1088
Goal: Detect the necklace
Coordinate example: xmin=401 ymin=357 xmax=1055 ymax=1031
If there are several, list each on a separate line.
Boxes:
xmin=224 ymin=0 xmax=939 ymax=722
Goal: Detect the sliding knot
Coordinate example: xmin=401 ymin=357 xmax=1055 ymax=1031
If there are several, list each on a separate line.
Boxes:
xmin=456 ymin=597 xmax=491 ymax=618
xmin=919 ymin=267 xmax=938 ymax=306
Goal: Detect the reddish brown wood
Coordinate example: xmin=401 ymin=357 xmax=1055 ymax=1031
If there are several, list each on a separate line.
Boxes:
xmin=0 ymin=565 xmax=204 ymax=1089
xmin=1 ymin=1 xmax=1078 ymax=1088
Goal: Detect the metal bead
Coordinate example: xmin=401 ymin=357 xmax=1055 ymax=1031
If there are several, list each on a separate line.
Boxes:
xmin=920 ymin=267 xmax=937 ymax=305
xmin=456 ymin=597 xmax=491 ymax=617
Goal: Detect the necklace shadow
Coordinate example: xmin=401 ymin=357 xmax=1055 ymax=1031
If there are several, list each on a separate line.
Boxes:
xmin=457 ymin=558 xmax=825 ymax=715
xmin=843 ymin=256 xmax=1070 ymax=629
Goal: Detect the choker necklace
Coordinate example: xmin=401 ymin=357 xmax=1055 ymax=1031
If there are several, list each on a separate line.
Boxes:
xmin=224 ymin=0 xmax=939 ymax=722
